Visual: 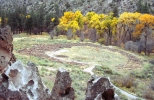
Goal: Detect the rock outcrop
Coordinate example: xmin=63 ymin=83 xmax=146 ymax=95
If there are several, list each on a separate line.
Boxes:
xmin=0 ymin=26 xmax=16 ymax=73
xmin=0 ymin=26 xmax=50 ymax=100
xmin=4 ymin=61 xmax=51 ymax=100
xmin=85 ymin=77 xmax=119 ymax=100
xmin=51 ymin=68 xmax=75 ymax=100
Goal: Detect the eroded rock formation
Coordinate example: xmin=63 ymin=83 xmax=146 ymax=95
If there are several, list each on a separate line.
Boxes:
xmin=0 ymin=26 xmax=16 ymax=73
xmin=5 ymin=61 xmax=51 ymax=100
xmin=85 ymin=77 xmax=119 ymax=100
xmin=0 ymin=61 xmax=51 ymax=100
xmin=0 ymin=26 xmax=50 ymax=100
xmin=51 ymin=68 xmax=75 ymax=100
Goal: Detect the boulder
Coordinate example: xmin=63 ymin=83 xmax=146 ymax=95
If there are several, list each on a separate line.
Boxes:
xmin=85 ymin=77 xmax=119 ymax=100
xmin=51 ymin=68 xmax=75 ymax=100
xmin=124 ymin=41 xmax=134 ymax=51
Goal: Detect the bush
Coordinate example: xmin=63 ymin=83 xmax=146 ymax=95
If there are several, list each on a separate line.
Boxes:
xmin=150 ymin=79 xmax=154 ymax=91
xmin=98 ymin=38 xmax=105 ymax=44
xmin=113 ymin=74 xmax=136 ymax=89
xmin=143 ymin=88 xmax=154 ymax=100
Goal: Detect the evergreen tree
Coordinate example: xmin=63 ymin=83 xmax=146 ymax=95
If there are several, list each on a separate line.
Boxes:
xmin=136 ymin=0 xmax=150 ymax=13
xmin=25 ymin=14 xmax=33 ymax=35
xmin=143 ymin=2 xmax=150 ymax=13
xmin=136 ymin=0 xmax=143 ymax=13
xmin=37 ymin=6 xmax=45 ymax=34
xmin=113 ymin=7 xmax=119 ymax=17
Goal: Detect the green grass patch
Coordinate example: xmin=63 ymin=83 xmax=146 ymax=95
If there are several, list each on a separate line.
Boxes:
xmin=13 ymin=33 xmax=154 ymax=99
xmin=59 ymin=46 xmax=128 ymax=68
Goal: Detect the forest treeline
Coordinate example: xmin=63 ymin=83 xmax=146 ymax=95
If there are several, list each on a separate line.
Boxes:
xmin=0 ymin=5 xmax=61 ymax=34
xmin=0 ymin=0 xmax=151 ymax=34
xmin=57 ymin=11 xmax=154 ymax=55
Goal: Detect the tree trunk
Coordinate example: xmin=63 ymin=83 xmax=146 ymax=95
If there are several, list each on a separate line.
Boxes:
xmin=144 ymin=36 xmax=147 ymax=55
xmin=108 ymin=28 xmax=112 ymax=45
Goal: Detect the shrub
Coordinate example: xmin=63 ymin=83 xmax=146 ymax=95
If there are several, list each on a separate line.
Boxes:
xmin=98 ymin=38 xmax=105 ymax=44
xmin=150 ymin=79 xmax=154 ymax=91
xmin=113 ymin=74 xmax=136 ymax=89
xmin=143 ymin=88 xmax=154 ymax=100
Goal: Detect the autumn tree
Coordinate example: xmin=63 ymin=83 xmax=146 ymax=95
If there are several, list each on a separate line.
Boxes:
xmin=85 ymin=12 xmax=106 ymax=44
xmin=118 ymin=12 xmax=141 ymax=44
xmin=100 ymin=12 xmax=118 ymax=45
xmin=85 ymin=12 xmax=118 ymax=45
xmin=58 ymin=11 xmax=84 ymax=39
xmin=133 ymin=14 xmax=154 ymax=55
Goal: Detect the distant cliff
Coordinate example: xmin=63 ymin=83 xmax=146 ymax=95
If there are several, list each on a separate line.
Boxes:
xmin=0 ymin=0 xmax=154 ymax=15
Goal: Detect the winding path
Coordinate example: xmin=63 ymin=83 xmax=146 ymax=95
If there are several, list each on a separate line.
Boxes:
xmin=18 ymin=43 xmax=145 ymax=100
xmin=45 ymin=48 xmax=144 ymax=100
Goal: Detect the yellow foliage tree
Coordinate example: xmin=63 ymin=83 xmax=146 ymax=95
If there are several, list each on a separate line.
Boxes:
xmin=100 ymin=12 xmax=118 ymax=45
xmin=134 ymin=14 xmax=154 ymax=55
xmin=118 ymin=12 xmax=141 ymax=42
xmin=133 ymin=14 xmax=154 ymax=38
xmin=86 ymin=12 xmax=118 ymax=45
xmin=58 ymin=11 xmax=84 ymax=34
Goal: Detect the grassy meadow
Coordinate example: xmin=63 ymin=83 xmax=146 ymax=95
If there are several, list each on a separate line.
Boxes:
xmin=13 ymin=33 xmax=154 ymax=100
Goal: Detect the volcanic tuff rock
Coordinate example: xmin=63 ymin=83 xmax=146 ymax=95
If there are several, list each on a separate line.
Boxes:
xmin=51 ymin=68 xmax=75 ymax=100
xmin=85 ymin=77 xmax=119 ymax=100
xmin=0 ymin=73 xmax=25 ymax=100
xmin=0 ymin=26 xmax=16 ymax=73
xmin=5 ymin=61 xmax=51 ymax=100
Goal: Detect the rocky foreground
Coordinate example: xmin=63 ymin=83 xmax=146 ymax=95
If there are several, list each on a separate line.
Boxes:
xmin=0 ymin=26 xmax=119 ymax=100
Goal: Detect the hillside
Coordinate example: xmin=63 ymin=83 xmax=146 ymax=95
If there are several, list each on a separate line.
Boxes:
xmin=0 ymin=0 xmax=154 ymax=15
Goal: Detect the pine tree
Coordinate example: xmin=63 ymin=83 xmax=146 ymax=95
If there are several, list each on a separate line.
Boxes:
xmin=136 ymin=0 xmax=150 ymax=14
xmin=113 ymin=7 xmax=119 ymax=17
xmin=136 ymin=0 xmax=143 ymax=13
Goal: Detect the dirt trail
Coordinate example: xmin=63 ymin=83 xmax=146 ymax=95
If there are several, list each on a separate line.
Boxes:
xmin=18 ymin=43 xmax=144 ymax=100
xmin=18 ymin=43 xmax=143 ymax=71
xmin=45 ymin=48 xmax=144 ymax=100
xmin=46 ymin=49 xmax=144 ymax=100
